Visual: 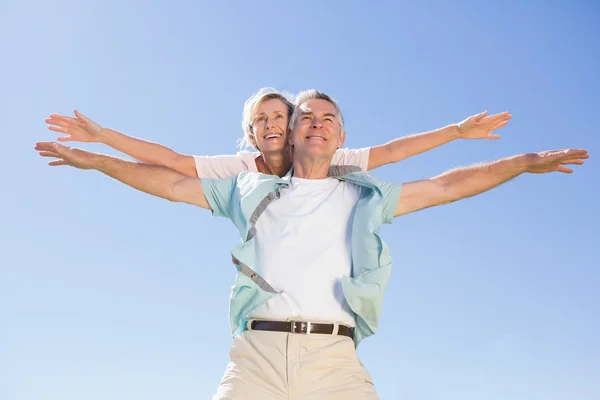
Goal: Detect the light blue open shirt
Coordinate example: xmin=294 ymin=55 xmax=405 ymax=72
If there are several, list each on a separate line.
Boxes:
xmin=201 ymin=165 xmax=402 ymax=347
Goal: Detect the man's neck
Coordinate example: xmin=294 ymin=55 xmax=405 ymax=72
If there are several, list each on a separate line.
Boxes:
xmin=292 ymin=156 xmax=332 ymax=179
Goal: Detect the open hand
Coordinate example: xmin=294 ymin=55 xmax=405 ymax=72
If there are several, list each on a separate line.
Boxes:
xmin=526 ymin=149 xmax=589 ymax=174
xmin=45 ymin=110 xmax=104 ymax=143
xmin=35 ymin=142 xmax=97 ymax=169
xmin=457 ymin=111 xmax=512 ymax=139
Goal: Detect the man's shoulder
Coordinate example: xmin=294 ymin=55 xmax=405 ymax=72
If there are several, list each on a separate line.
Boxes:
xmin=336 ymin=167 xmax=401 ymax=195
xmin=235 ymin=170 xmax=283 ymax=195
xmin=333 ymin=166 xmax=379 ymax=184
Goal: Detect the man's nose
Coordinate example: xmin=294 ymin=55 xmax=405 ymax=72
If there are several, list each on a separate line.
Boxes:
xmin=311 ymin=117 xmax=323 ymax=128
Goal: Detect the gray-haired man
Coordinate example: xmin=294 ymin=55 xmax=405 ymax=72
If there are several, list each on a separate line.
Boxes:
xmin=36 ymin=90 xmax=588 ymax=399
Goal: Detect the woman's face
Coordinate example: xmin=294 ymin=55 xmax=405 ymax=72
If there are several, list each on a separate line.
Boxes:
xmin=251 ymin=98 xmax=290 ymax=154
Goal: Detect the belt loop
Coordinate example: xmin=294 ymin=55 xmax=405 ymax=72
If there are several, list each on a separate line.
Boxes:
xmin=331 ymin=322 xmax=339 ymax=335
xmin=246 ymin=319 xmax=255 ymax=331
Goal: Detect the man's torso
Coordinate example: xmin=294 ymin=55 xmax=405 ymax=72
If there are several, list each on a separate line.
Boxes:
xmin=249 ymin=177 xmax=361 ymax=326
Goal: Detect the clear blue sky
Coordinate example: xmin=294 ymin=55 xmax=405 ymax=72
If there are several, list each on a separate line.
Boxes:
xmin=1 ymin=1 xmax=599 ymax=399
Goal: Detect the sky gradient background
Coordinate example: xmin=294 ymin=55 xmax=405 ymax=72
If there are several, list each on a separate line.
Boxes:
xmin=1 ymin=1 xmax=599 ymax=399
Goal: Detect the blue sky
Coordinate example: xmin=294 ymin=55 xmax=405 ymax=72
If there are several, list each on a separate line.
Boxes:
xmin=2 ymin=0 xmax=599 ymax=399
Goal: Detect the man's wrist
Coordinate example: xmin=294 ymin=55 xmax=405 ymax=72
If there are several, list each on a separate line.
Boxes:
xmin=88 ymin=151 xmax=112 ymax=171
xmin=505 ymin=154 xmax=531 ymax=174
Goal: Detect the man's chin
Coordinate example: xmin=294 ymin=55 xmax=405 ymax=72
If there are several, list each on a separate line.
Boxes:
xmin=294 ymin=147 xmax=336 ymax=161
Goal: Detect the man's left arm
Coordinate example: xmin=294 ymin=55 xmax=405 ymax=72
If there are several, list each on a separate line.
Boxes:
xmin=394 ymin=148 xmax=589 ymax=217
xmin=368 ymin=111 xmax=511 ymax=170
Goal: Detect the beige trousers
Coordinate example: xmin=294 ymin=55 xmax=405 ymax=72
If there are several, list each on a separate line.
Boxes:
xmin=213 ymin=330 xmax=379 ymax=400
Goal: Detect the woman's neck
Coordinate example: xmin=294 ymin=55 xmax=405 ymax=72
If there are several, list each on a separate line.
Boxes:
xmin=257 ymin=150 xmax=293 ymax=177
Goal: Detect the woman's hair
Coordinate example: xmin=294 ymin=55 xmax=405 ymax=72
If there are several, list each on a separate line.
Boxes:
xmin=239 ymin=87 xmax=294 ymax=150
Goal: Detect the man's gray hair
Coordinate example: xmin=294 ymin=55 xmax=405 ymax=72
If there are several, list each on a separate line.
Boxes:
xmin=290 ymin=89 xmax=345 ymax=131
xmin=238 ymin=87 xmax=294 ymax=150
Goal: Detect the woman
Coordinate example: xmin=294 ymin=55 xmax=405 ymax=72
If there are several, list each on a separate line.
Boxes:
xmin=41 ymin=87 xmax=511 ymax=177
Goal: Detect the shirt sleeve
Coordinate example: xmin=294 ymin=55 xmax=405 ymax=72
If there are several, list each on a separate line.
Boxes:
xmin=200 ymin=176 xmax=238 ymax=219
xmin=332 ymin=147 xmax=371 ymax=171
xmin=376 ymin=180 xmax=403 ymax=224
xmin=193 ymin=151 xmax=258 ymax=178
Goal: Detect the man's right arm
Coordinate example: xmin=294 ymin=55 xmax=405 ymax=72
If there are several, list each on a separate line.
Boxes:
xmin=95 ymin=153 xmax=211 ymax=209
xmin=36 ymin=142 xmax=212 ymax=209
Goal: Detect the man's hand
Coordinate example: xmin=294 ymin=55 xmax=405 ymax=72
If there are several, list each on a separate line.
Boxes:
xmin=524 ymin=149 xmax=589 ymax=174
xmin=45 ymin=110 xmax=106 ymax=143
xmin=35 ymin=141 xmax=98 ymax=169
xmin=456 ymin=111 xmax=512 ymax=139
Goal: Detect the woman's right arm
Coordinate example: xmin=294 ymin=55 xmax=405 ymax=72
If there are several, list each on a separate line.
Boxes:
xmin=46 ymin=110 xmax=199 ymax=177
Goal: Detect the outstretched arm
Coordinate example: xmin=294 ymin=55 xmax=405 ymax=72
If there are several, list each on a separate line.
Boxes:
xmin=368 ymin=111 xmax=512 ymax=170
xmin=46 ymin=111 xmax=198 ymax=177
xmin=395 ymin=148 xmax=589 ymax=216
xmin=35 ymin=142 xmax=211 ymax=209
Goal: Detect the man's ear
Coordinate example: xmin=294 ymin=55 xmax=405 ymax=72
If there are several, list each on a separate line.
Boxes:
xmin=337 ymin=129 xmax=346 ymax=149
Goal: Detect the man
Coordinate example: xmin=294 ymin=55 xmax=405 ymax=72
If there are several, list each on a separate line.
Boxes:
xmin=36 ymin=90 xmax=588 ymax=399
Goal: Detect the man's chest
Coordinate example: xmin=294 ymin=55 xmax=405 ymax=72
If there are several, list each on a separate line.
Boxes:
xmin=255 ymin=180 xmax=361 ymax=240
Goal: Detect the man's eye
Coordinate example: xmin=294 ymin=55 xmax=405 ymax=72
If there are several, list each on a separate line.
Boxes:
xmin=324 ymin=118 xmax=333 ymax=122
xmin=256 ymin=116 xmax=266 ymax=122
xmin=275 ymin=115 xmax=283 ymax=119
xmin=302 ymin=116 xmax=311 ymax=120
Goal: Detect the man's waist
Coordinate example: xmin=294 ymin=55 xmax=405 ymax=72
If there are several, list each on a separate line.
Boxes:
xmin=246 ymin=319 xmax=355 ymax=339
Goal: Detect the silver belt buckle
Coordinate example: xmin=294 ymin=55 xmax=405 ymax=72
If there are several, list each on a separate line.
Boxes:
xmin=290 ymin=321 xmax=312 ymax=334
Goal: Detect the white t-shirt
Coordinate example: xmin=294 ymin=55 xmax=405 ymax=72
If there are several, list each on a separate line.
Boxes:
xmin=193 ymin=147 xmax=370 ymax=178
xmin=247 ymin=177 xmax=362 ymax=327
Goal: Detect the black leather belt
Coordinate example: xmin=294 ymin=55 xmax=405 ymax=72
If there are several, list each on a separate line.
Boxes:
xmin=249 ymin=320 xmax=354 ymax=338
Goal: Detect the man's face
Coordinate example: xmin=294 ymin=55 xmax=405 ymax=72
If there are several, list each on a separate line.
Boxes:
xmin=290 ymin=99 xmax=345 ymax=160
xmin=251 ymin=98 xmax=290 ymax=153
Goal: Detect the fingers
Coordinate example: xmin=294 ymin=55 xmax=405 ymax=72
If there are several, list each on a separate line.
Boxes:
xmin=48 ymin=142 xmax=68 ymax=156
xmin=35 ymin=141 xmax=68 ymax=156
xmin=561 ymin=158 xmax=585 ymax=165
xmin=48 ymin=125 xmax=69 ymax=134
xmin=73 ymin=109 xmax=90 ymax=123
xmin=491 ymin=121 xmax=509 ymax=131
xmin=47 ymin=115 xmax=83 ymax=126
xmin=34 ymin=142 xmax=55 ymax=152
xmin=560 ymin=148 xmax=588 ymax=155
xmin=38 ymin=151 xmax=61 ymax=158
xmin=46 ymin=118 xmax=71 ymax=129
xmin=556 ymin=166 xmax=574 ymax=174
xmin=543 ymin=149 xmax=589 ymax=161
xmin=48 ymin=160 xmax=68 ymax=167
xmin=486 ymin=111 xmax=511 ymax=121
xmin=474 ymin=110 xmax=489 ymax=121
xmin=556 ymin=150 xmax=589 ymax=163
